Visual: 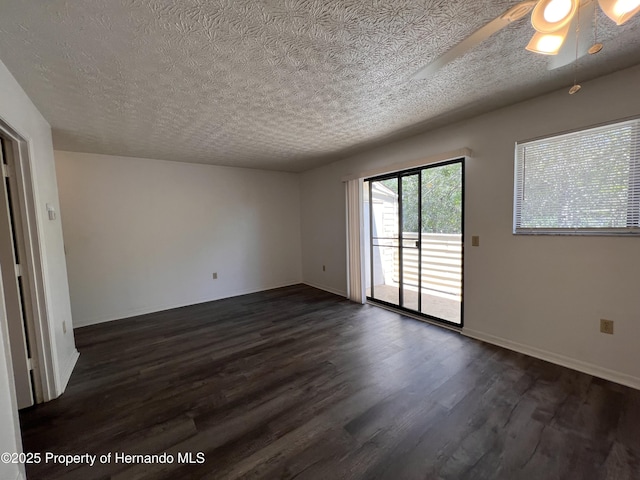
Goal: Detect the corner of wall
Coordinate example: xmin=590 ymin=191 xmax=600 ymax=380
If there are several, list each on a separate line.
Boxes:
xmin=303 ymin=281 xmax=347 ymax=298
xmin=57 ymin=348 xmax=79 ymax=396
xmin=0 ymin=57 xmax=78 ymax=402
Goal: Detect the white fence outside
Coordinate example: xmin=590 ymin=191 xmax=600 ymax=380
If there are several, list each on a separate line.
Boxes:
xmin=392 ymin=232 xmax=462 ymax=297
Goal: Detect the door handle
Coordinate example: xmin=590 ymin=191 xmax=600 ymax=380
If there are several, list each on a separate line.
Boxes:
xmin=415 ymin=240 xmax=420 ymax=248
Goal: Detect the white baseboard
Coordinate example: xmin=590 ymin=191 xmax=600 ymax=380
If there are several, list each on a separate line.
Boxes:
xmin=303 ymin=281 xmax=347 ymax=298
xmin=58 ymin=348 xmax=79 ymax=395
xmin=463 ymin=328 xmax=640 ymax=391
xmin=74 ymin=281 xmax=302 ymax=327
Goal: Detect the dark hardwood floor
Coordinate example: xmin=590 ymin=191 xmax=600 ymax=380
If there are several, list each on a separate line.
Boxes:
xmin=19 ymin=284 xmax=640 ymax=479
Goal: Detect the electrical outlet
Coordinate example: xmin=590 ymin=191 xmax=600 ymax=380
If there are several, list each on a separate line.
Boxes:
xmin=600 ymin=319 xmax=614 ymax=335
xmin=322 ymin=265 xmax=326 ymax=272
xmin=63 ymin=321 xmax=67 ymax=334
xmin=212 ymin=272 xmax=218 ymax=280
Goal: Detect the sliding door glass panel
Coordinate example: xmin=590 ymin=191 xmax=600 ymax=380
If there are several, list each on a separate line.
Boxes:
xmin=420 ymin=163 xmax=463 ymax=324
xmin=401 ymin=174 xmax=420 ymax=310
xmin=366 ymin=159 xmax=463 ymax=326
xmin=369 ymin=178 xmax=399 ymax=304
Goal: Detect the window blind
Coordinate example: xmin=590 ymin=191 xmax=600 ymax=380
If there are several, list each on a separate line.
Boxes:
xmin=514 ymin=118 xmax=640 ymax=235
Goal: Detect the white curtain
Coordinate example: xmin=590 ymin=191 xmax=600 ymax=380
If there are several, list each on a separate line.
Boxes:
xmin=345 ymin=178 xmax=365 ymax=304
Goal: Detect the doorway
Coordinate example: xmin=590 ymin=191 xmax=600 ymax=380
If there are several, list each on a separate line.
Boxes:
xmin=0 ymin=131 xmax=44 ymax=408
xmin=364 ymin=159 xmax=463 ymax=326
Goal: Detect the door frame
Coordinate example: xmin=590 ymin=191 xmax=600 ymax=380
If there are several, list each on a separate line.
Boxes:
xmin=0 ymin=118 xmax=57 ymax=404
xmin=365 ymin=158 xmax=465 ymax=328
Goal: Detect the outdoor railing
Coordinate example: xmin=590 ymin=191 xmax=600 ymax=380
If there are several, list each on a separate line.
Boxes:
xmin=392 ymin=232 xmax=462 ymax=297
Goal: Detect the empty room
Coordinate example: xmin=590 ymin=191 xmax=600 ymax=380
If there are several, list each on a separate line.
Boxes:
xmin=1 ymin=1 xmax=640 ymax=479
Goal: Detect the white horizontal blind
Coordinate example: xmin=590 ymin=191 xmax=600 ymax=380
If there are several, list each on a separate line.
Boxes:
xmin=514 ymin=118 xmax=640 ymax=235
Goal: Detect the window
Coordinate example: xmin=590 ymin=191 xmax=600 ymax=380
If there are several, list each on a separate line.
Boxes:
xmin=514 ymin=118 xmax=640 ymax=235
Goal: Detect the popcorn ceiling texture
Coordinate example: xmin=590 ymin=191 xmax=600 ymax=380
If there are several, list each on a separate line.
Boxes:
xmin=0 ymin=0 xmax=639 ymax=171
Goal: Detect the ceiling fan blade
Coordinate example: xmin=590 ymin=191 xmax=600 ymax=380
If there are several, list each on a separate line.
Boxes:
xmin=548 ymin=0 xmax=596 ymax=70
xmin=411 ymin=1 xmax=537 ymax=80
xmin=411 ymin=19 xmax=509 ymax=80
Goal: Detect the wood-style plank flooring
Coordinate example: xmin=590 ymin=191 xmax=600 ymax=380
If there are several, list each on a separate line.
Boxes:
xmin=19 ymin=285 xmax=640 ymax=479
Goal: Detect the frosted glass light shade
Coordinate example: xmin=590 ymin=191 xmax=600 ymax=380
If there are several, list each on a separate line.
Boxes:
xmin=598 ymin=0 xmax=640 ymax=25
xmin=544 ymin=0 xmax=573 ymax=21
xmin=525 ymin=24 xmax=570 ymax=54
xmin=531 ymin=0 xmax=579 ymax=33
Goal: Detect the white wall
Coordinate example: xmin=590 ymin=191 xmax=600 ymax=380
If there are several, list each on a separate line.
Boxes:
xmin=55 ymin=151 xmax=302 ymax=326
xmin=0 ymin=57 xmax=77 ymax=478
xmin=0 ymin=59 xmax=78 ymax=396
xmin=301 ymin=64 xmax=640 ymax=389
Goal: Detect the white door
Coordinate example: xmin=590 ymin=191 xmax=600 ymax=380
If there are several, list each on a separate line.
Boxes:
xmin=0 ymin=136 xmax=34 ymax=409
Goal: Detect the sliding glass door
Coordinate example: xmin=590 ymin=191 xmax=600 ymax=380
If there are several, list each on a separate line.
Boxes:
xmin=364 ymin=159 xmax=463 ymax=326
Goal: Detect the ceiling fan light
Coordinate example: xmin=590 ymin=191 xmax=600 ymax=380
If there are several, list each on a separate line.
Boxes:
xmin=598 ymin=0 xmax=640 ymax=25
xmin=544 ymin=0 xmax=573 ymax=21
xmin=525 ymin=26 xmax=569 ymax=54
xmin=531 ymin=0 xmax=579 ymax=33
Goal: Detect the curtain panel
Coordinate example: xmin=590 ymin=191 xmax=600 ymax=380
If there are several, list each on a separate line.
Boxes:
xmin=345 ymin=178 xmax=365 ymax=304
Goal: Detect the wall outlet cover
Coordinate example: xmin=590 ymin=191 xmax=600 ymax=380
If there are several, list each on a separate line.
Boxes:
xmin=600 ymin=319 xmax=614 ymax=335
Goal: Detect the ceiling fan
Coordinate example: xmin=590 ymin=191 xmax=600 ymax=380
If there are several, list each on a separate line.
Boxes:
xmin=411 ymin=0 xmax=640 ymax=80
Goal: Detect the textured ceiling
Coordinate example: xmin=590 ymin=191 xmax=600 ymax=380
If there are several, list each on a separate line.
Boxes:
xmin=0 ymin=0 xmax=639 ymax=172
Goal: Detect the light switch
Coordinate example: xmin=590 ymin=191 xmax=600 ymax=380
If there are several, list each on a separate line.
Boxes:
xmin=471 ymin=235 xmax=480 ymax=247
xmin=46 ymin=203 xmax=56 ymax=221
